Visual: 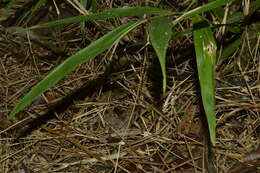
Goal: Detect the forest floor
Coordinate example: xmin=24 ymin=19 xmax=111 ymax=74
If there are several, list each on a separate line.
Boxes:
xmin=0 ymin=1 xmax=259 ymax=172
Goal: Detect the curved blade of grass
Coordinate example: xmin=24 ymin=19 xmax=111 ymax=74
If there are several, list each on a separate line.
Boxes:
xmin=9 ymin=20 xmax=144 ymax=118
xmin=209 ymin=0 xmax=225 ymax=20
xmin=148 ymin=17 xmax=172 ymax=93
xmin=30 ymin=7 xmax=171 ymax=29
xmin=172 ymin=0 xmax=237 ymax=27
xmin=219 ymin=38 xmax=241 ymax=61
xmin=193 ymin=16 xmax=217 ymax=145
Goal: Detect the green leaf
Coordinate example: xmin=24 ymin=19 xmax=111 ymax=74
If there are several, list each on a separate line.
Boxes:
xmin=219 ymin=38 xmax=241 ymax=61
xmin=208 ymin=0 xmax=225 ymax=20
xmin=81 ymin=0 xmax=88 ymax=8
xmin=148 ymin=17 xmax=172 ymax=93
xmin=30 ymin=7 xmax=171 ymax=29
xmin=80 ymin=0 xmax=88 ymax=31
xmin=193 ymin=16 xmax=217 ymax=145
xmin=9 ymin=20 xmax=144 ymax=118
xmin=91 ymin=0 xmax=99 ymax=13
xmin=172 ymin=0 xmax=236 ymax=27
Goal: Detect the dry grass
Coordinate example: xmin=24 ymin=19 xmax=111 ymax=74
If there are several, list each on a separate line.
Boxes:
xmin=0 ymin=0 xmax=259 ymax=172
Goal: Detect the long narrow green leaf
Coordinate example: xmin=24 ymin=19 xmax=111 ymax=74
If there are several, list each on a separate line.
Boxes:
xmin=10 ymin=20 xmax=144 ymax=118
xmin=193 ymin=16 xmax=217 ymax=145
xmin=148 ymin=17 xmax=172 ymax=93
xmin=219 ymin=38 xmax=241 ymax=61
xmin=172 ymin=0 xmax=236 ymax=27
xmin=91 ymin=0 xmax=98 ymax=12
xmin=30 ymin=7 xmax=171 ymax=29
xmin=209 ymin=0 xmax=225 ymax=20
xmin=80 ymin=0 xmax=88 ymax=31
xmin=81 ymin=0 xmax=88 ymax=8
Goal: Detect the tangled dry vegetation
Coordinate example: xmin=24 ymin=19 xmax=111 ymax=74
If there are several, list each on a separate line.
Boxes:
xmin=0 ymin=0 xmax=259 ymax=172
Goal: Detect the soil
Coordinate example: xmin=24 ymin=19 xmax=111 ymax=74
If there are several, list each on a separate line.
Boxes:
xmin=0 ymin=1 xmax=259 ymax=172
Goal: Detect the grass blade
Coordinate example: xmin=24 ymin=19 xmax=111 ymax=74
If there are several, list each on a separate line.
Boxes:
xmin=219 ymin=38 xmax=241 ymax=61
xmin=91 ymin=0 xmax=98 ymax=12
xmin=30 ymin=7 xmax=171 ymax=29
xmin=208 ymin=0 xmax=225 ymax=20
xmin=193 ymin=16 xmax=217 ymax=145
xmin=80 ymin=0 xmax=88 ymax=31
xmin=9 ymin=20 xmax=144 ymax=118
xmin=148 ymin=17 xmax=172 ymax=93
xmin=81 ymin=0 xmax=88 ymax=8
xmin=172 ymin=0 xmax=236 ymax=27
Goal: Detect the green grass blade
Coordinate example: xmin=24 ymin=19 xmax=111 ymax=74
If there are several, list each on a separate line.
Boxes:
xmin=9 ymin=20 xmax=144 ymax=118
xmin=80 ymin=0 xmax=88 ymax=31
xmin=91 ymin=0 xmax=98 ymax=13
xmin=29 ymin=0 xmax=46 ymax=18
xmin=172 ymin=0 xmax=236 ymax=27
xmin=184 ymin=0 xmax=197 ymax=12
xmin=193 ymin=16 xmax=217 ymax=145
xmin=81 ymin=0 xmax=88 ymax=7
xmin=148 ymin=17 xmax=172 ymax=93
xmin=219 ymin=38 xmax=241 ymax=61
xmin=30 ymin=7 xmax=171 ymax=29
xmin=209 ymin=0 xmax=225 ymax=20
